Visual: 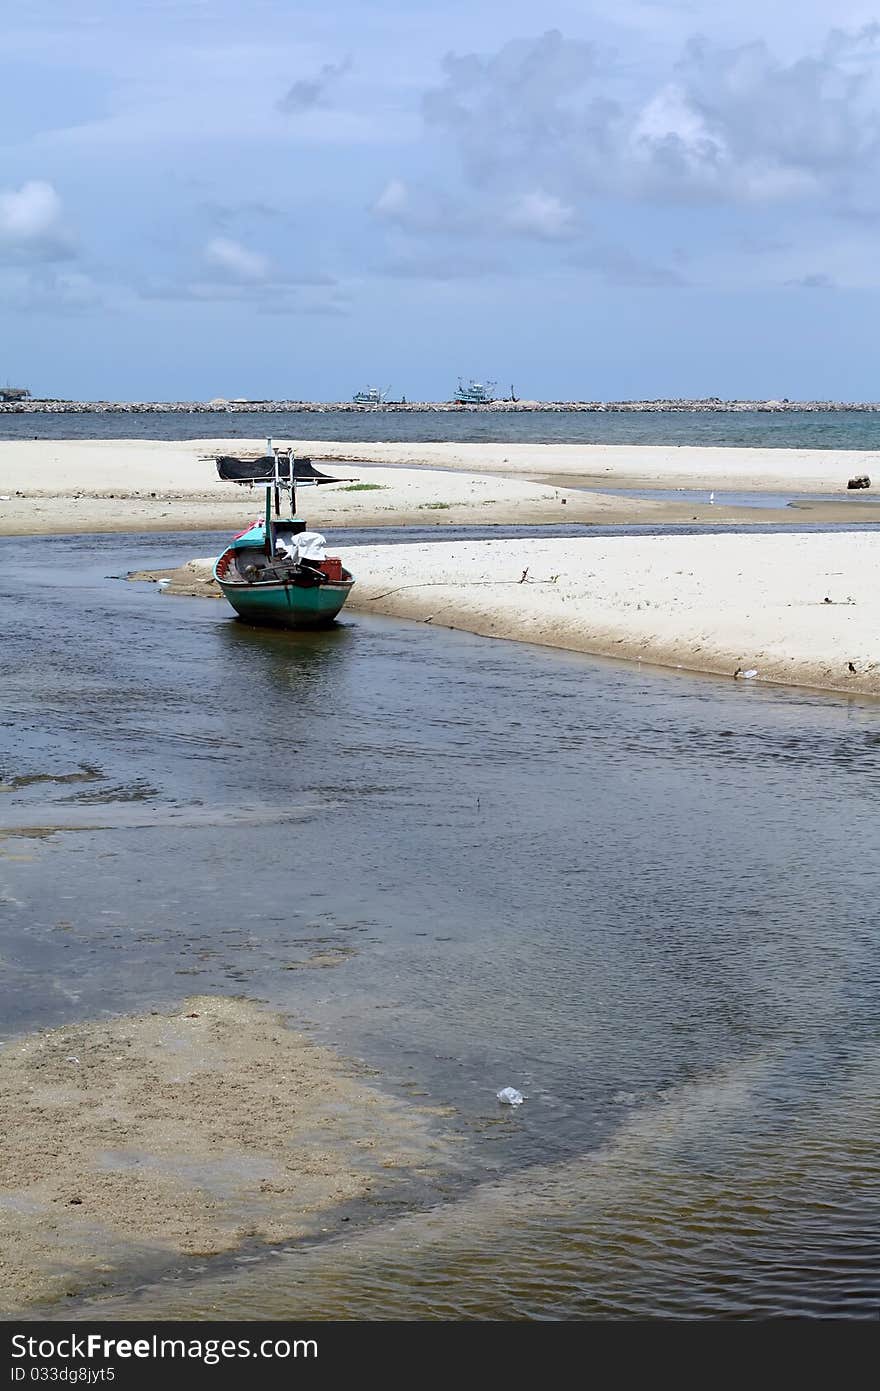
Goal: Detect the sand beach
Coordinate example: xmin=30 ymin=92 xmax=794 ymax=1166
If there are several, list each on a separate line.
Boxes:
xmin=3 ymin=432 xmax=880 ymax=1318
xmin=2 ymin=438 xmax=879 ymax=536
xmin=8 ymin=0 xmax=880 ymax=1325
xmin=159 ymin=531 xmax=880 ymax=697
xmin=3 ymin=435 xmax=878 ymax=695
xmin=295 ymin=439 xmax=880 ymax=495
xmin=0 ymin=996 xmax=448 ymax=1312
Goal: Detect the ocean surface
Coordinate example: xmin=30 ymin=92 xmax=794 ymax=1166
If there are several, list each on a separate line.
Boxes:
xmin=4 ymin=408 xmax=880 ymax=449
xmin=2 ymin=528 xmax=879 ymax=1319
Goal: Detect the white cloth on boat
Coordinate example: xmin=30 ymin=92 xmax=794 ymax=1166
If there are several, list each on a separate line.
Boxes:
xmin=274 ymin=531 xmax=327 ymax=563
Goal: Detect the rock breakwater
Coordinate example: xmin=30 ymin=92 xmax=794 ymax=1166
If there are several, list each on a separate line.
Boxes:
xmin=4 ymin=398 xmax=880 ymax=415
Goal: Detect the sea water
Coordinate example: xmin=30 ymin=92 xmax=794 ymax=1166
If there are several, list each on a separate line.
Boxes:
xmin=5 ymin=407 xmax=880 ymax=449
xmin=1 ymin=530 xmax=879 ymax=1318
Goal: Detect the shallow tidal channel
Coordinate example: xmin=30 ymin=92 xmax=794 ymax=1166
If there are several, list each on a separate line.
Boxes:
xmin=1 ymin=529 xmax=880 ymax=1319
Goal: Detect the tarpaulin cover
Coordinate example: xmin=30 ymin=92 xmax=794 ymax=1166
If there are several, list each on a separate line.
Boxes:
xmin=216 ymin=455 xmax=342 ymax=484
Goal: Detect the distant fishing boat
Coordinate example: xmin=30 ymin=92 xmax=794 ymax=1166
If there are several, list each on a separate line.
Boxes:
xmin=210 ymin=442 xmax=357 ymax=628
xmin=352 ymin=385 xmax=388 ymax=404
xmin=454 ymin=377 xmax=497 ymax=404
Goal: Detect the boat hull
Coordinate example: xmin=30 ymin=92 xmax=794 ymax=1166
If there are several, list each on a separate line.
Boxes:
xmin=213 ymin=546 xmax=354 ymax=628
xmin=216 ymin=576 xmax=353 ymax=627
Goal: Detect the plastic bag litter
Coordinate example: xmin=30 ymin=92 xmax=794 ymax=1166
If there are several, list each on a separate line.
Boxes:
xmin=496 ymin=1087 xmax=524 ymax=1105
xmin=742 ymin=668 xmax=758 ymax=679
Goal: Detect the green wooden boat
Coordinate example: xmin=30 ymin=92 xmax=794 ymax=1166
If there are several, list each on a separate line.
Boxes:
xmin=211 ymin=444 xmax=357 ymax=629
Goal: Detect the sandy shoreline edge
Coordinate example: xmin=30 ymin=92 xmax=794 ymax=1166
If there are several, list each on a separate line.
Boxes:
xmin=143 ymin=530 xmax=880 ymax=699
xmin=3 ymin=438 xmax=880 ymax=536
xmin=4 ymin=437 xmax=880 ymax=696
xmin=0 ymin=996 xmax=450 ymax=1315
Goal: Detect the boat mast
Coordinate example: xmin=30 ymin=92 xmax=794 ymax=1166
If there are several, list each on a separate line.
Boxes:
xmin=265 ymin=437 xmax=275 ymax=557
xmin=264 ymin=484 xmax=273 ymax=558
xmin=271 ymin=437 xmax=282 ymax=517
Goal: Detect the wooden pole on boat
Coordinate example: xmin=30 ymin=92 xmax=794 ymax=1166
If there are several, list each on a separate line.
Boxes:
xmin=282 ymin=448 xmax=293 ymax=518
xmin=269 ymin=436 xmax=281 ymax=517
xmin=264 ymin=438 xmax=274 ymax=556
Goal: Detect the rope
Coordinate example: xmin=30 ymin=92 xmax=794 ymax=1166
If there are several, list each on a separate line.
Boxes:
xmin=367 ymin=577 xmax=560 ymax=601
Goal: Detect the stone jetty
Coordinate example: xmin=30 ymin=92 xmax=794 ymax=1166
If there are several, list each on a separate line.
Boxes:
xmin=3 ymin=398 xmax=880 ymax=415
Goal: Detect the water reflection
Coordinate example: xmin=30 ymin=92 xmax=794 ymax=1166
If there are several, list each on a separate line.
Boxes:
xmin=69 ymin=1045 xmax=880 ymax=1320
xmin=215 ymin=618 xmax=355 ymax=699
xmin=2 ymin=532 xmax=880 ymax=1318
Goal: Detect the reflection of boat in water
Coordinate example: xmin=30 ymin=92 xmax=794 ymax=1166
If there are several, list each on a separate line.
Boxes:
xmin=454 ymin=377 xmax=497 ymax=404
xmin=210 ymin=443 xmax=357 ymax=628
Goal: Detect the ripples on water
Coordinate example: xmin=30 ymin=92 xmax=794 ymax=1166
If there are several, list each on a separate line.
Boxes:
xmin=5 ymin=408 xmax=880 ymax=448
xmin=2 ymin=531 xmax=880 ymax=1318
xmin=74 ymin=1049 xmax=880 ymax=1320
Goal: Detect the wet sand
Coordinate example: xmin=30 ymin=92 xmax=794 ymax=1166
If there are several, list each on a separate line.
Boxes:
xmin=0 ymin=996 xmax=448 ymax=1314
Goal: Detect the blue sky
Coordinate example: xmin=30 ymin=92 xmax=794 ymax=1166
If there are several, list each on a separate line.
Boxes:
xmin=2 ymin=0 xmax=880 ymax=400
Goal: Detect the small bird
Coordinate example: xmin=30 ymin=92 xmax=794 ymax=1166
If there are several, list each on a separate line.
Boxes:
xmin=848 ymin=661 xmax=857 ymax=674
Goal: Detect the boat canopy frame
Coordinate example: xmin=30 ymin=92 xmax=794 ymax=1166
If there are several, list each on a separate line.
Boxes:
xmin=208 ymin=439 xmax=358 ymax=519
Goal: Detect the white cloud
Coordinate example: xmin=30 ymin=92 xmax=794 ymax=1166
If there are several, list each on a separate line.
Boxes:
xmin=0 ymin=181 xmax=74 ymax=261
xmin=372 ymin=179 xmax=410 ymax=220
xmin=506 ymin=191 xmax=577 ymax=239
xmin=372 ymin=178 xmax=578 ymax=244
xmin=204 ymin=236 xmax=271 ymax=282
xmin=370 ymin=178 xmax=481 ymax=236
xmin=0 ymin=181 xmax=61 ymax=238
xmin=141 ymin=250 xmax=343 ymax=313
xmin=631 ymin=83 xmax=718 ymax=161
xmin=424 ymin=26 xmax=880 ymax=207
xmin=624 ymin=29 xmax=880 ymax=201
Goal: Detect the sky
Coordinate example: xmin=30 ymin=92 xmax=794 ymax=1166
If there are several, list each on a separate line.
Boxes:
xmin=2 ymin=0 xmax=880 ymax=400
